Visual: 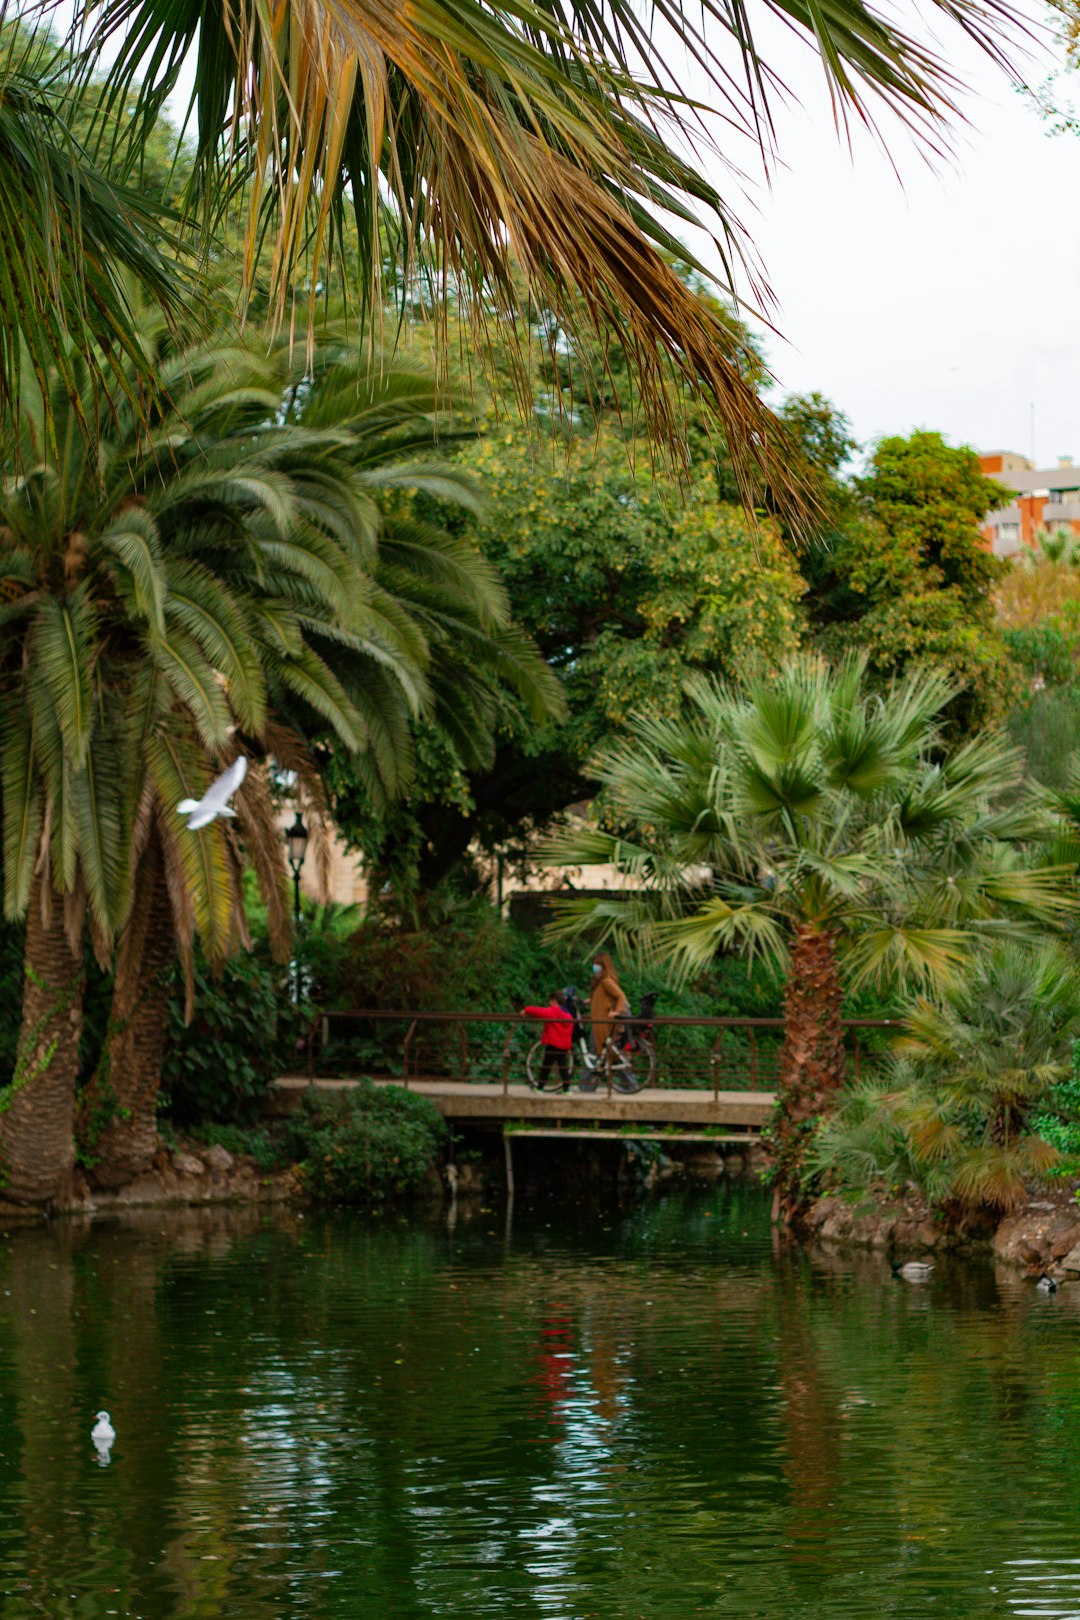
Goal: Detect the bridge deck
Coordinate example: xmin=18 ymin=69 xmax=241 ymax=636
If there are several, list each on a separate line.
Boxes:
xmin=275 ymin=1076 xmax=774 ymax=1132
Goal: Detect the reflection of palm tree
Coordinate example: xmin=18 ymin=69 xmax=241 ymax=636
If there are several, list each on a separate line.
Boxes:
xmin=88 ymin=1227 xmax=180 ymax=1574
xmin=4 ymin=1228 xmax=82 ymax=1606
xmin=775 ymin=1279 xmax=844 ymax=1586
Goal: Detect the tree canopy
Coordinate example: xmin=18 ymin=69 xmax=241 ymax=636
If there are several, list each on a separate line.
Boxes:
xmin=802 ymin=429 xmax=1017 ymax=730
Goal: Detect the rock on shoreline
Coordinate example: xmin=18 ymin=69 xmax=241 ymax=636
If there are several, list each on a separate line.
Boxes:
xmin=805 ymin=1182 xmax=1080 ymax=1274
xmin=0 ymin=1141 xmax=299 ymax=1222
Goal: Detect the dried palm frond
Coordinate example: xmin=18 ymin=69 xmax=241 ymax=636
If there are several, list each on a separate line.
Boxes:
xmin=81 ymin=0 xmax=1018 ymax=495
xmin=232 ymin=759 xmax=293 ymax=962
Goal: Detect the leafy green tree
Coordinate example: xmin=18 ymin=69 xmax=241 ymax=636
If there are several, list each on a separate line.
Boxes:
xmin=812 ymin=942 xmax=1080 ymax=1213
xmin=330 ymin=422 xmax=805 ymax=896
xmin=544 ymin=654 xmax=1076 ymax=1225
xmin=980 ymin=526 xmax=1080 ymax=786
xmin=803 ymin=431 xmax=1017 ymax=729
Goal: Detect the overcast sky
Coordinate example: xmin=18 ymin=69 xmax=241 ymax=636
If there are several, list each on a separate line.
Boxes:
xmin=672 ymin=11 xmax=1080 ymax=467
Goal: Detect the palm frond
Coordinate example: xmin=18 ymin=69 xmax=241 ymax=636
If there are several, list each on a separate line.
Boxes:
xmin=0 ymin=44 xmax=183 ymax=442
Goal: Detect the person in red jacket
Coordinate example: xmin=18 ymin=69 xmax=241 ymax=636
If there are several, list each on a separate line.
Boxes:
xmin=521 ymin=993 xmax=573 ymax=1091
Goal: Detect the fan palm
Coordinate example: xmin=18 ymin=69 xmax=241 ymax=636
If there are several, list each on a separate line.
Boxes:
xmin=73 ymin=0 xmax=1018 ymax=487
xmin=0 ymin=321 xmax=558 ymax=1199
xmin=544 ymin=654 xmax=1077 ymax=1224
xmin=812 ymin=942 xmax=1080 ymax=1213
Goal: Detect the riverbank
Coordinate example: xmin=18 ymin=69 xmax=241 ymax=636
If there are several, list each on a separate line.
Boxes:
xmin=805 ymin=1181 xmax=1080 ymax=1277
xmin=0 ymin=1131 xmax=769 ymax=1223
xmin=0 ymin=1141 xmax=300 ymax=1223
xmin=5 ymin=1126 xmax=1078 ymax=1278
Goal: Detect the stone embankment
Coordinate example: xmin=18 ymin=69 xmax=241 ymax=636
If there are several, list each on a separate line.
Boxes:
xmin=0 ymin=1143 xmax=298 ymax=1221
xmin=63 ymin=1144 xmax=300 ymax=1214
xmin=805 ymin=1183 xmax=1080 ymax=1275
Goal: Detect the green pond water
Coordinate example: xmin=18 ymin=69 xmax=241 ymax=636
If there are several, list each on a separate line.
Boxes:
xmin=2 ymin=1184 xmax=1080 ymax=1618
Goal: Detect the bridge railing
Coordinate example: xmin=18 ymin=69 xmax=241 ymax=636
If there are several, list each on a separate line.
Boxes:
xmin=304 ymin=1010 xmax=899 ymax=1097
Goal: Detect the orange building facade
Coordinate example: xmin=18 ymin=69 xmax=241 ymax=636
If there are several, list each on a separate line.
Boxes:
xmin=979 ymin=451 xmax=1080 ymax=555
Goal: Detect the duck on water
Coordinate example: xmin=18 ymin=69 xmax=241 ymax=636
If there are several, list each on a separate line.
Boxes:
xmin=892 ymin=1260 xmax=934 ymax=1283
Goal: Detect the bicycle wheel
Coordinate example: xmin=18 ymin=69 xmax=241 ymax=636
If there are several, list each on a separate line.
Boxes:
xmin=611 ymin=1038 xmax=656 ymax=1094
xmin=525 ymin=1041 xmax=576 ymax=1091
xmin=525 ymin=1041 xmax=545 ymax=1089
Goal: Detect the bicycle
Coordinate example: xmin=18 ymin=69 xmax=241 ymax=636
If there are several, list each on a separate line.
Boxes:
xmin=524 ymin=989 xmax=657 ymax=1094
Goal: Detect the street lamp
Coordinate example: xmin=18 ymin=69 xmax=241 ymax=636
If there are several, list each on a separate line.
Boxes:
xmin=285 ymin=811 xmax=308 ymax=1001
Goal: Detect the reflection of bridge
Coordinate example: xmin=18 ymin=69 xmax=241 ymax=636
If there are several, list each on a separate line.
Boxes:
xmin=275 ymin=1011 xmax=897 ymax=1142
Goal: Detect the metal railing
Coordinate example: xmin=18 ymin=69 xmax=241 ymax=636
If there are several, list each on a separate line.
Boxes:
xmin=302 ymin=1009 xmax=899 ymax=1099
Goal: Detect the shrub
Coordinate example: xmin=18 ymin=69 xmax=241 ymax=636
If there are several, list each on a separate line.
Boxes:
xmin=813 ymin=943 xmax=1080 ymax=1213
xmin=1030 ymin=1040 xmax=1080 ymax=1176
xmin=283 ymin=1081 xmax=446 ymax=1203
xmin=161 ymin=949 xmax=293 ymax=1125
xmin=189 ymin=1121 xmax=286 ymax=1171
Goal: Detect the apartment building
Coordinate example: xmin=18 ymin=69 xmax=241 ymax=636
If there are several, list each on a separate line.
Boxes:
xmin=979 ymin=451 xmax=1080 ymax=555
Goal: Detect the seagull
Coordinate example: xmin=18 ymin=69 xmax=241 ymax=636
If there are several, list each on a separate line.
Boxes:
xmin=892 ymin=1260 xmax=934 ymax=1283
xmin=176 ymin=756 xmax=248 ymax=831
xmin=91 ymin=1410 xmax=115 ymax=1447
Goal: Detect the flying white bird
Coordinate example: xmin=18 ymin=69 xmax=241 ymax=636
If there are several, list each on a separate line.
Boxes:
xmin=176 ymin=756 xmax=248 ymax=830
xmin=91 ymin=1411 xmax=115 ymax=1447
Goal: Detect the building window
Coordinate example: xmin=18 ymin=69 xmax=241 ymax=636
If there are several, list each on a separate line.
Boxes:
xmin=995 ymin=522 xmax=1021 ymax=554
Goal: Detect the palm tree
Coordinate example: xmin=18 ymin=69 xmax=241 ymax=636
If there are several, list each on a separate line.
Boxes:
xmin=1022 ymin=528 xmax=1080 ymax=568
xmin=0 ymin=333 xmax=365 ymax=1192
xmin=0 ymin=329 xmax=377 ymax=1199
xmin=812 ymin=941 xmax=1080 ymax=1214
xmin=77 ymin=0 xmax=1017 ymax=491
xmin=0 ymin=319 xmax=560 ymax=1197
xmin=544 ymin=654 xmax=1077 ymax=1224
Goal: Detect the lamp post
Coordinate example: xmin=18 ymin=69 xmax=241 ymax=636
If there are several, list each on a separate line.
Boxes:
xmin=285 ymin=811 xmax=308 ymax=1002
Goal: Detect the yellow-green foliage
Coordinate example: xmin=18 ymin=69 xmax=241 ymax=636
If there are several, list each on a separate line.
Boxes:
xmin=466 ymin=425 xmax=804 ymax=743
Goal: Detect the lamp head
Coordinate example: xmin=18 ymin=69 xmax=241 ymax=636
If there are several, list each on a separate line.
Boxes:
xmin=285 ymin=811 xmax=308 ymax=874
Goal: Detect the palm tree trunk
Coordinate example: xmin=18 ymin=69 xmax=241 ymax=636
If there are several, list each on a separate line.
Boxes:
xmin=0 ymin=872 xmax=84 ymax=1205
xmin=82 ymin=828 xmax=174 ymax=1189
xmin=773 ymin=924 xmax=846 ymax=1232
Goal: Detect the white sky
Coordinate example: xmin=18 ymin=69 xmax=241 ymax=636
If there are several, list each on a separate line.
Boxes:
xmin=671 ymin=9 xmax=1080 ymax=465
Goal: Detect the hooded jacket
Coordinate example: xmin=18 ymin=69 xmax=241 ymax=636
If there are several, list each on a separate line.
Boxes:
xmin=522 ymin=1004 xmax=573 ymax=1050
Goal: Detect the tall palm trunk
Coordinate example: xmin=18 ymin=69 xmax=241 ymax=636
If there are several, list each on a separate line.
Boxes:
xmin=0 ymin=872 xmax=84 ymax=1205
xmin=82 ymin=827 xmax=174 ymax=1189
xmin=773 ymin=924 xmax=846 ymax=1231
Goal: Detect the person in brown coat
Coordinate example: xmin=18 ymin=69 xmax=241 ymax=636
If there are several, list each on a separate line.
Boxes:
xmin=589 ymin=951 xmax=629 ymax=1055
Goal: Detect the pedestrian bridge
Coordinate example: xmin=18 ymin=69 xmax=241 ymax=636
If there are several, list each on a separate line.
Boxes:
xmin=275 ymin=1010 xmax=896 ymax=1140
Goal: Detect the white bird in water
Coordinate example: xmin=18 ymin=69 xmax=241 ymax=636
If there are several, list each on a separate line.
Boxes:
xmin=176 ymin=756 xmax=248 ymax=831
xmin=91 ymin=1411 xmax=115 ymax=1452
xmin=892 ymin=1260 xmax=934 ymax=1283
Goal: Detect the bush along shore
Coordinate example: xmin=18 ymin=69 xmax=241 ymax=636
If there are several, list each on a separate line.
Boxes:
xmin=0 ymin=1079 xmax=777 ymax=1222
xmin=13 ymin=1084 xmax=454 ymax=1221
xmin=792 ymin=944 xmax=1080 ymax=1276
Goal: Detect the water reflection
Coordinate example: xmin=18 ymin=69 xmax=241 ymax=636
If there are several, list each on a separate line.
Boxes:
xmin=1 ymin=1192 xmax=1080 ymax=1615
